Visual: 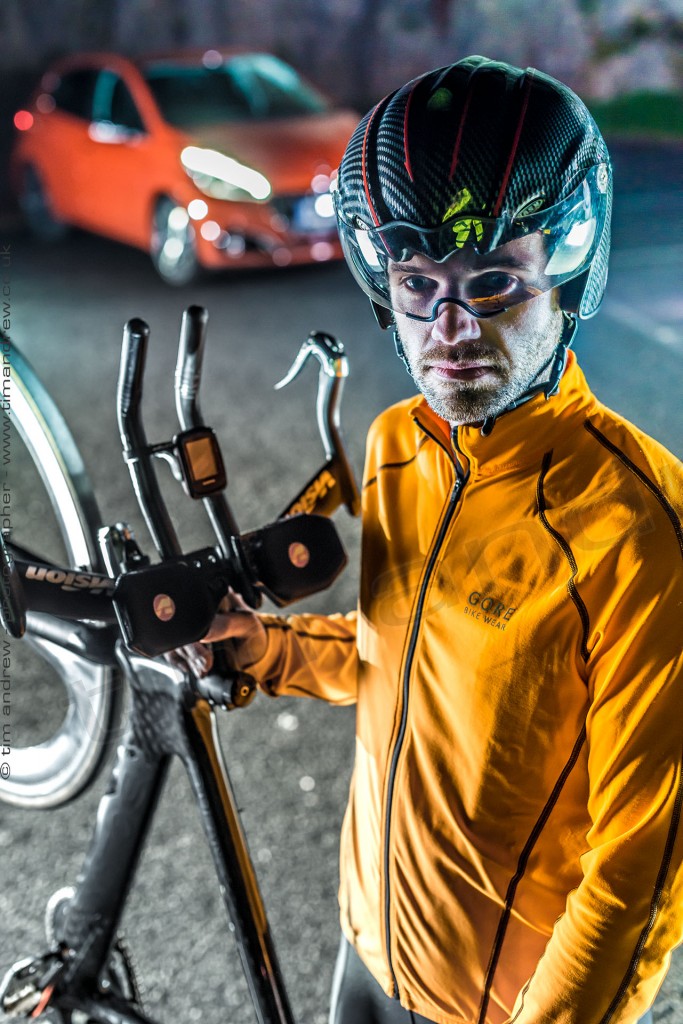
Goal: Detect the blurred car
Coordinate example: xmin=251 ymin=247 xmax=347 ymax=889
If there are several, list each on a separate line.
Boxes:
xmin=11 ymin=49 xmax=360 ymax=284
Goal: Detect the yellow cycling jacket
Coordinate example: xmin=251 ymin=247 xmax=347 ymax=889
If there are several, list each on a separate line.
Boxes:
xmin=241 ymin=353 xmax=683 ymax=1024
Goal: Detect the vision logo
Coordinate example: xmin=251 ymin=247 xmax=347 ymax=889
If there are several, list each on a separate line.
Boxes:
xmin=286 ymin=469 xmax=336 ymax=516
xmin=24 ymin=564 xmax=112 ymax=595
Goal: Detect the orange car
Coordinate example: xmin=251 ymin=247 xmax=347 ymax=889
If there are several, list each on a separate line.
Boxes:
xmin=12 ymin=49 xmax=360 ymax=284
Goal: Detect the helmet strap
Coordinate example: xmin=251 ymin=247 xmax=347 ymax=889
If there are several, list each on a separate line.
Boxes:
xmin=480 ymin=312 xmax=577 ymax=436
xmin=544 ymin=311 xmax=577 ymax=397
xmin=392 ymin=327 xmax=412 ymax=374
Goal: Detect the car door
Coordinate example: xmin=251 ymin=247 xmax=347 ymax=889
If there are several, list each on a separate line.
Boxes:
xmin=78 ymin=68 xmax=157 ymax=248
xmin=32 ymin=67 xmax=99 ymax=224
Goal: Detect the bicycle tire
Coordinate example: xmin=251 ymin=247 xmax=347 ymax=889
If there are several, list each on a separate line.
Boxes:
xmin=0 ymin=335 xmax=121 ymax=809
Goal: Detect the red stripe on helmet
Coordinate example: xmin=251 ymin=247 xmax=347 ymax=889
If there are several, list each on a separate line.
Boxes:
xmin=492 ymin=73 xmax=534 ymax=217
xmin=403 ymin=83 xmax=418 ymax=182
xmin=449 ymin=86 xmax=474 ymax=180
xmin=361 ymin=102 xmax=382 ymax=227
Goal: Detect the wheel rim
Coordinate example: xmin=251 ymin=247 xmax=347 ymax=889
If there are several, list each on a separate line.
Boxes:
xmin=1 ymin=633 xmax=118 ymax=807
xmin=0 ymin=341 xmax=119 ymax=809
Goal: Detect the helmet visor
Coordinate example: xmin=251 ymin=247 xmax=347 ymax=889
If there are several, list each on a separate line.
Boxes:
xmin=335 ymin=162 xmax=610 ymax=319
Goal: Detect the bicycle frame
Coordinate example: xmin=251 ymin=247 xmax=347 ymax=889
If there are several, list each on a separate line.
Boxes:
xmin=1 ymin=306 xmax=361 ymax=1024
xmin=34 ymin=642 xmax=295 ymax=1024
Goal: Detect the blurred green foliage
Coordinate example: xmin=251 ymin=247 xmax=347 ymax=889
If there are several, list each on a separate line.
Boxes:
xmin=589 ymin=92 xmax=683 ymax=139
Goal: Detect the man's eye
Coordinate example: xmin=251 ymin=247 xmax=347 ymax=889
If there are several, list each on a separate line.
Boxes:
xmin=402 ymin=275 xmax=436 ymax=293
xmin=475 ymin=272 xmax=518 ymax=297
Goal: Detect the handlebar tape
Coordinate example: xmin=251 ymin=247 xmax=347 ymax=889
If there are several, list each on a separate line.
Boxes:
xmin=117 ymin=318 xmax=149 ymax=431
xmin=175 ymin=305 xmax=208 ymax=410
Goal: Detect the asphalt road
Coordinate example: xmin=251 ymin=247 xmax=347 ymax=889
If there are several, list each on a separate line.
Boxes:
xmin=1 ymin=141 xmax=682 ymax=1024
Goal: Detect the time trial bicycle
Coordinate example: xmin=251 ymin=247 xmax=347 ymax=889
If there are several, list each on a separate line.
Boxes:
xmin=0 ymin=304 xmax=360 ymax=1024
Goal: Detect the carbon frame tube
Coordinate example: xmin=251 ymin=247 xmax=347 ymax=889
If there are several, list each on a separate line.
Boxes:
xmin=181 ymin=697 xmax=295 ymax=1024
xmin=10 ymin=556 xmax=116 ymax=621
xmin=50 ymin=646 xmax=295 ymax=1024
xmin=56 ymin=724 xmax=171 ymax=986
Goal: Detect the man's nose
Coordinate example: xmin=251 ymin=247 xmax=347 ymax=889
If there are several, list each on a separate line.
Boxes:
xmin=430 ymin=299 xmax=481 ymax=344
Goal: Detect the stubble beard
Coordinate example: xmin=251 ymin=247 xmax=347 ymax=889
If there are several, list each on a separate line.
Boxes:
xmin=396 ymin=309 xmax=564 ymax=425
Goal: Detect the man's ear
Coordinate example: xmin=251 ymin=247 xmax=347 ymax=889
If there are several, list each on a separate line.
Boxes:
xmin=371 ymin=301 xmax=394 ymax=330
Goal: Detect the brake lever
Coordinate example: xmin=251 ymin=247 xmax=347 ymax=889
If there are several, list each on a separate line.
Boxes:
xmin=275 ymin=332 xmax=360 ymax=518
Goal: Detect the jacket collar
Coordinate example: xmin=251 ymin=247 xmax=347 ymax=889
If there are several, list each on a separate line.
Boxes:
xmin=410 ymin=352 xmax=597 ymax=477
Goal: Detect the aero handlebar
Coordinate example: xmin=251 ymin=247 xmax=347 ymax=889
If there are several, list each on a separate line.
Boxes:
xmin=1 ymin=307 xmax=359 ymax=660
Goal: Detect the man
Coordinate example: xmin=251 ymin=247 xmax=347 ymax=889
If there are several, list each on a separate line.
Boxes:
xmin=203 ymin=56 xmax=683 ymax=1023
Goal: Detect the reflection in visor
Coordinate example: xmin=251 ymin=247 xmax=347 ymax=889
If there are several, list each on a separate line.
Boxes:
xmin=390 ymin=261 xmax=546 ymax=320
xmin=336 ymin=162 xmax=609 ymax=319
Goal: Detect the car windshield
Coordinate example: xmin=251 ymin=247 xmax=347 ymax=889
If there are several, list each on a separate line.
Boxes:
xmin=143 ymin=53 xmax=329 ymax=128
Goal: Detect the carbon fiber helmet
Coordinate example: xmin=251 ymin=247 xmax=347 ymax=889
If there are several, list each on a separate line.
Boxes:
xmin=334 ymin=55 xmax=612 ymax=328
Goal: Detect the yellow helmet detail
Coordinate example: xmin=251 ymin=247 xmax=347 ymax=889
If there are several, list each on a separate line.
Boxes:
xmin=451 ymin=218 xmax=485 ymax=248
xmin=442 ymin=188 xmax=474 ymax=222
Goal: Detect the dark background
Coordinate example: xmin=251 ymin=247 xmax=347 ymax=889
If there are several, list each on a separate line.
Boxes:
xmin=1 ymin=0 xmax=682 ymax=216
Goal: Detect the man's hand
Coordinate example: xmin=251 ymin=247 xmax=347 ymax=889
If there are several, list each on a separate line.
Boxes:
xmin=201 ymin=587 xmax=268 ymax=664
xmin=163 ymin=589 xmax=266 ymax=678
xmin=164 ymin=642 xmax=214 ymax=677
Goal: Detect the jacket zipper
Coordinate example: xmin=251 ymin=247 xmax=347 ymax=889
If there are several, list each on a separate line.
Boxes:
xmin=383 ymin=425 xmax=468 ymax=996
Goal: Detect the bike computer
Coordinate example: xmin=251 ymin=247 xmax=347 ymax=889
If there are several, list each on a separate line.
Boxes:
xmin=175 ymin=427 xmax=227 ymax=498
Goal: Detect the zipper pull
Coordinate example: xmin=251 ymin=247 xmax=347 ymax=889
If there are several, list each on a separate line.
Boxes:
xmin=450 ymin=426 xmax=469 ymax=489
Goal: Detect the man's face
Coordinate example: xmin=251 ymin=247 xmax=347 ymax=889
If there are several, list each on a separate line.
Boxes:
xmin=388 ymin=235 xmax=564 ymax=425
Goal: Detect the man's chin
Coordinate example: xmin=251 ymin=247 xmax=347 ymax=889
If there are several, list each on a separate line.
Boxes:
xmin=419 ymin=379 xmax=507 ymax=425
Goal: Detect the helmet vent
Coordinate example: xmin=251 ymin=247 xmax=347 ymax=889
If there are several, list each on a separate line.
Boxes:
xmin=491 ymin=72 xmax=534 ymax=217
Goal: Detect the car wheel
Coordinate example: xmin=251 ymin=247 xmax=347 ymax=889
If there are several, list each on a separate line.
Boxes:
xmin=19 ymin=165 xmax=69 ymax=242
xmin=150 ymin=196 xmax=200 ymax=286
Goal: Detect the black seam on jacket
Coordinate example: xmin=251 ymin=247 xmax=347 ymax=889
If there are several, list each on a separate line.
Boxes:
xmin=477 ymin=724 xmax=588 ymax=1024
xmin=264 ymin=622 xmax=356 ymax=643
xmin=597 ymin=746 xmax=683 ymax=1024
xmin=584 ymin=420 xmax=683 ymax=556
xmin=412 ymin=420 xmax=452 ymax=459
xmin=537 ymin=450 xmax=592 ymax=662
xmin=363 ymin=437 xmax=429 ymax=491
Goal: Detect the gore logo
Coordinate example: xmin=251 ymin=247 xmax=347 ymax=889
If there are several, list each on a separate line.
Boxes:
xmin=467 ymin=591 xmax=516 ymax=620
xmin=463 ymin=590 xmax=517 ymax=632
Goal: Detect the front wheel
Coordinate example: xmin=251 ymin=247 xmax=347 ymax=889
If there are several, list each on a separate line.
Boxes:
xmin=0 ymin=338 xmax=121 ymax=809
xmin=150 ymin=196 xmax=200 ymax=286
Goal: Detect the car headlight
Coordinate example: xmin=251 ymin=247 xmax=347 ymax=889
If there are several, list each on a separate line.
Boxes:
xmin=181 ymin=146 xmax=271 ymax=202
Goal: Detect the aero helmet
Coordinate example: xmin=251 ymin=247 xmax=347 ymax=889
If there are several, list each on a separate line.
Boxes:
xmin=333 ymin=56 xmax=612 ymax=328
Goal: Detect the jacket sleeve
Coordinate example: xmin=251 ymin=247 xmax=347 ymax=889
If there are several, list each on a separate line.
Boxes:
xmin=236 ymin=609 xmax=358 ymax=706
xmin=508 ymin=557 xmax=683 ymax=1023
